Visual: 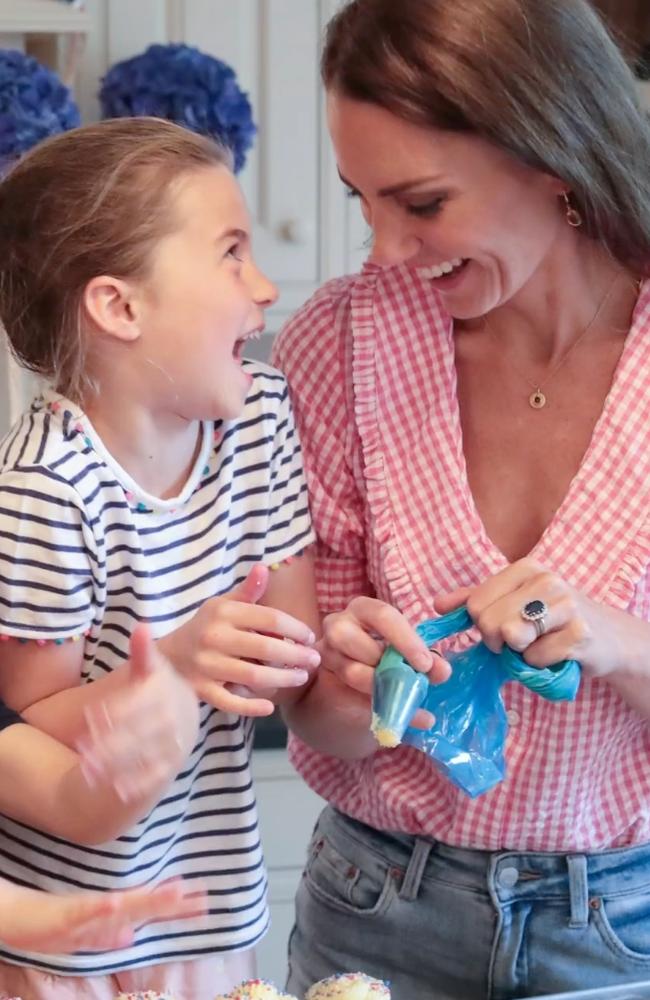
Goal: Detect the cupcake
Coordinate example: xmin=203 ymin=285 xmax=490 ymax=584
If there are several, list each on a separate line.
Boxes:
xmin=306 ymin=972 xmax=391 ymax=1000
xmin=218 ymin=980 xmax=299 ymax=1000
xmin=114 ymin=992 xmax=178 ymax=1000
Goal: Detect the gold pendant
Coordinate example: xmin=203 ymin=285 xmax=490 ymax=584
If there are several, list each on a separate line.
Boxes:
xmin=529 ymin=389 xmax=546 ymax=409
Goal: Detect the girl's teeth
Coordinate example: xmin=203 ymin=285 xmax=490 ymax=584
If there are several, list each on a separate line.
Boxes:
xmin=417 ymin=257 xmax=464 ymax=279
xmin=235 ymin=331 xmax=262 ymax=351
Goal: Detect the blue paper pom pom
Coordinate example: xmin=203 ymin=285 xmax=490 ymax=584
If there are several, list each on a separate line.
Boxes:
xmin=99 ymin=43 xmax=256 ymax=173
xmin=0 ymin=49 xmax=81 ymax=163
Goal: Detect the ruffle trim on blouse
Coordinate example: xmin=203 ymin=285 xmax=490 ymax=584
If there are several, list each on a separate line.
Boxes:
xmin=549 ymin=279 xmax=650 ymax=610
xmin=609 ymin=508 xmax=650 ymax=609
xmin=350 ymin=265 xmax=431 ymax=624
xmin=606 ymin=284 xmax=650 ymax=608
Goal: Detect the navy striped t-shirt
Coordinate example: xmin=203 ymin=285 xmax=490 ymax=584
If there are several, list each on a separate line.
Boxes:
xmin=0 ymin=701 xmax=21 ymax=732
xmin=0 ymin=361 xmax=314 ymax=974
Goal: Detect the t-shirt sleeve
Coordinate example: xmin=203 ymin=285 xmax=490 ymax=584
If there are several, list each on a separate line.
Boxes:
xmin=263 ymin=377 xmax=315 ymax=565
xmin=272 ymin=280 xmax=374 ymax=615
xmin=0 ymin=699 xmax=22 ymax=731
xmin=0 ymin=467 xmax=97 ymax=641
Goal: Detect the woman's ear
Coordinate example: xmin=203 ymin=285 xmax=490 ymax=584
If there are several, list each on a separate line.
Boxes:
xmin=82 ymin=276 xmax=144 ymax=343
xmin=544 ymin=173 xmax=570 ymax=198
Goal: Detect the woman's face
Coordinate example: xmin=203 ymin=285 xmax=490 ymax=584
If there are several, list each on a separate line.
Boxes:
xmin=327 ymin=93 xmax=568 ymax=320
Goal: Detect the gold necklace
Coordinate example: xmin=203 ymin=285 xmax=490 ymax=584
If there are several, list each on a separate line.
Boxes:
xmin=484 ymin=276 xmax=622 ymax=410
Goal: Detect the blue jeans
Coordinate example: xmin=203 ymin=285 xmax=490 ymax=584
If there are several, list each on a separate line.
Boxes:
xmin=287 ymin=806 xmax=650 ymax=1000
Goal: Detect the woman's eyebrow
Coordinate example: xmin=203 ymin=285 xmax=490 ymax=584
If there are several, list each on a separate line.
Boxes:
xmin=337 ymin=168 xmax=446 ymax=197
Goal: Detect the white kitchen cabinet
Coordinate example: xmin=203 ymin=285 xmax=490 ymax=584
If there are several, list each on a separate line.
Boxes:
xmin=0 ymin=0 xmax=89 ymax=90
xmin=252 ymin=749 xmax=324 ymax=987
xmin=0 ymin=0 xmax=90 ymax=39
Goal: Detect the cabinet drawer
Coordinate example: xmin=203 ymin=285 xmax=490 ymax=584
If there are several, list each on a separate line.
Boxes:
xmin=253 ymin=749 xmax=324 ymax=870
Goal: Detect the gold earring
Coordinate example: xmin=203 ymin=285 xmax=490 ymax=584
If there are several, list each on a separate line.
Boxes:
xmin=562 ymin=191 xmax=583 ymax=228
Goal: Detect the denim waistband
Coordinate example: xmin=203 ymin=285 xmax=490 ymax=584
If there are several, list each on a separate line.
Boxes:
xmin=322 ymin=806 xmax=650 ymax=915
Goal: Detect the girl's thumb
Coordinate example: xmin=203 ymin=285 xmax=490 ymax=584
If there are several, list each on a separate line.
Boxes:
xmin=229 ymin=564 xmax=270 ymax=605
xmin=128 ymin=623 xmax=156 ymax=683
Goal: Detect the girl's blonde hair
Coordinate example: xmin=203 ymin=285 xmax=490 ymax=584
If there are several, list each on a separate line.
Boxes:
xmin=0 ymin=117 xmax=231 ymax=401
xmin=322 ymin=0 xmax=650 ymax=276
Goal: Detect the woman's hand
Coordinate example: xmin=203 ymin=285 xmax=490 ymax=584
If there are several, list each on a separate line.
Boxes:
xmin=159 ymin=563 xmax=321 ymax=716
xmin=320 ymin=596 xmax=451 ymax=726
xmin=78 ymin=624 xmax=199 ymax=803
xmin=435 ymin=557 xmax=627 ymax=678
xmin=0 ymin=878 xmax=206 ymax=953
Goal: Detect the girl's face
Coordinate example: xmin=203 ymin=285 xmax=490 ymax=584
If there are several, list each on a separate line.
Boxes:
xmin=135 ymin=165 xmax=277 ymax=421
xmin=327 ymin=93 xmax=568 ymax=320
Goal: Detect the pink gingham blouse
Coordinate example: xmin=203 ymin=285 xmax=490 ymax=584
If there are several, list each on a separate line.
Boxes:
xmin=272 ymin=264 xmax=650 ymax=853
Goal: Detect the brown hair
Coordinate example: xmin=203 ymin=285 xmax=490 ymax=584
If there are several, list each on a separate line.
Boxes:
xmin=0 ymin=117 xmax=231 ymax=401
xmin=322 ymin=0 xmax=650 ymax=276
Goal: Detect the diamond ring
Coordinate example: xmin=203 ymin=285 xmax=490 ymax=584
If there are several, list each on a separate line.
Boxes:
xmin=520 ymin=599 xmax=549 ymax=639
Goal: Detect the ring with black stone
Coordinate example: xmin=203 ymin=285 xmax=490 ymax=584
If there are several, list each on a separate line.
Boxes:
xmin=520 ymin=598 xmax=549 ymax=639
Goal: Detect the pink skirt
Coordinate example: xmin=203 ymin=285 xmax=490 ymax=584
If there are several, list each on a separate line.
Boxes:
xmin=0 ymin=949 xmax=255 ymax=1000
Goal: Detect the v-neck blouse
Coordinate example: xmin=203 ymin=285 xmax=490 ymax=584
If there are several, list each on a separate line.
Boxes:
xmin=273 ymin=264 xmax=650 ymax=851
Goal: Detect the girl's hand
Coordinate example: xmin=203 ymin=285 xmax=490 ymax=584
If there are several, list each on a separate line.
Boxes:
xmin=321 ymin=596 xmax=451 ymax=727
xmin=0 ymin=878 xmax=206 ymax=953
xmin=435 ymin=557 xmax=624 ymax=678
xmin=78 ymin=625 xmax=199 ymax=802
xmin=160 ymin=564 xmax=321 ymax=716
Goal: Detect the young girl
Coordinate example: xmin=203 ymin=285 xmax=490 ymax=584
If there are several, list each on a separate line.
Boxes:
xmin=0 ymin=117 xmax=320 ymax=1000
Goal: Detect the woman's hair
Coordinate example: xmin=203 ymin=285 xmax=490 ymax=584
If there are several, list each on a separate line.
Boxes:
xmin=0 ymin=117 xmax=231 ymax=401
xmin=322 ymin=0 xmax=650 ymax=276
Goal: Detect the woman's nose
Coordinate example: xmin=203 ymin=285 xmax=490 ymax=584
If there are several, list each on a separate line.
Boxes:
xmin=367 ymin=217 xmax=422 ymax=267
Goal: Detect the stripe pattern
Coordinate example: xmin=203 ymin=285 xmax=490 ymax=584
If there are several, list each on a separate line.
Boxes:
xmin=0 ymin=360 xmax=314 ymax=974
xmin=273 ymin=266 xmax=650 ymax=853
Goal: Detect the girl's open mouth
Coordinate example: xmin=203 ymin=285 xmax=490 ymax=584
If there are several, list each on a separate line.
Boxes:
xmin=233 ymin=328 xmax=263 ymax=360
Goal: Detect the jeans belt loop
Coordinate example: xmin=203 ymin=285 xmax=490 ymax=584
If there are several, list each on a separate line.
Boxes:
xmin=567 ymin=854 xmax=589 ymax=928
xmin=398 ymin=838 xmax=433 ymax=902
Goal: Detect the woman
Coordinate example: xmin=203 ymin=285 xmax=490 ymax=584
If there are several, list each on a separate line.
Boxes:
xmin=272 ymin=1 xmax=650 ymax=997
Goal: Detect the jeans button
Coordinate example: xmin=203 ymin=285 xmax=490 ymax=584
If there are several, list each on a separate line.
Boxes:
xmin=499 ymin=866 xmax=519 ymax=888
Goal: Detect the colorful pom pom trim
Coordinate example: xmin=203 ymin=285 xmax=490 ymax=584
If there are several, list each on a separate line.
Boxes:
xmin=0 ymin=630 xmax=91 ymax=646
xmin=46 ymin=400 xmax=218 ymax=517
xmin=268 ymin=555 xmax=295 ymax=571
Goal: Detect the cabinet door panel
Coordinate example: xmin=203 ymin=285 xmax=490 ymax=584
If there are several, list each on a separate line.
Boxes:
xmin=319 ymin=0 xmax=369 ymax=280
xmin=178 ymin=0 xmax=321 ymax=325
xmin=75 ymin=0 xmax=168 ymax=123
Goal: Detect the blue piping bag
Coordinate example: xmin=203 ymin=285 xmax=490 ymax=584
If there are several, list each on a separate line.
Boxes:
xmin=370 ymin=644 xmax=429 ymax=748
xmin=370 ymin=605 xmax=581 ymax=796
